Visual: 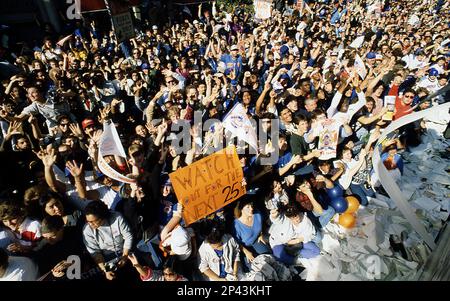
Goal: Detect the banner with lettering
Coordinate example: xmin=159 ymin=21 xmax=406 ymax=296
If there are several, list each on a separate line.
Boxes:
xmin=169 ymin=146 xmax=245 ymax=225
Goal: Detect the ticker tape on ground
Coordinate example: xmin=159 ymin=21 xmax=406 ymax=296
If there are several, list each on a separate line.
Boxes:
xmin=372 ymin=101 xmax=450 ymax=250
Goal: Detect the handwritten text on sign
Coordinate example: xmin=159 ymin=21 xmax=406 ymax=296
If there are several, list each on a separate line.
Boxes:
xmin=169 ymin=146 xmax=245 ymax=225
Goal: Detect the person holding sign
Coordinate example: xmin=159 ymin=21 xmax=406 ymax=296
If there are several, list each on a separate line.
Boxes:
xmin=382 ymin=95 xmax=396 ymax=121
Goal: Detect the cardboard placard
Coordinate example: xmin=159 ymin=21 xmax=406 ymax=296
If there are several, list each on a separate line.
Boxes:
xmin=169 ymin=146 xmax=245 ymax=225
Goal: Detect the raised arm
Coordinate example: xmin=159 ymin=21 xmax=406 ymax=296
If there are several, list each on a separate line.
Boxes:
xmin=66 ymin=160 xmax=99 ymax=200
xmin=326 ymin=77 xmax=349 ymax=118
xmin=37 ymin=148 xmax=67 ymax=194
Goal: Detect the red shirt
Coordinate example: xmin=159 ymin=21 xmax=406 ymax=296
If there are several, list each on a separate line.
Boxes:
xmin=388 ymin=84 xmax=413 ymax=120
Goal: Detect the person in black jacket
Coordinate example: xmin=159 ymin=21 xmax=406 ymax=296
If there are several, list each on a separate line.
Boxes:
xmin=35 ymin=215 xmax=88 ymax=280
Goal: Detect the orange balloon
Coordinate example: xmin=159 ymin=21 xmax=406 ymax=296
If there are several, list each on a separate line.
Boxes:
xmin=345 ymin=196 xmax=360 ymax=214
xmin=339 ymin=213 xmax=356 ymax=229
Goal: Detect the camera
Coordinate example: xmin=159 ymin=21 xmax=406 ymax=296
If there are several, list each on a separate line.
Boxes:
xmin=104 ymin=261 xmax=118 ymax=272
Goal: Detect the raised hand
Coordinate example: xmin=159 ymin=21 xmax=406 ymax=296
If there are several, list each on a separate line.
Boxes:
xmin=157 ymin=120 xmax=168 ymax=134
xmin=315 ymin=175 xmax=326 ymax=182
xmin=27 ymin=114 xmax=37 ymax=124
xmin=0 ymin=107 xmax=9 ymax=119
xmin=52 ymin=260 xmax=71 ymax=278
xmin=69 ymin=123 xmax=83 ymax=139
xmin=90 ymin=129 xmax=103 ymax=145
xmin=99 ymin=105 xmax=111 ymax=122
xmin=7 ymin=242 xmax=24 ymax=253
xmin=66 ymin=160 xmax=84 ymax=179
xmin=41 ymin=148 xmax=57 ymax=167
xmin=6 ymin=120 xmax=23 ymax=137
xmin=145 ymin=122 xmax=157 ymax=135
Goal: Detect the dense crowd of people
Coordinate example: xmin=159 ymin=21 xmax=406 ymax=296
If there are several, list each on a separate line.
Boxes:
xmin=0 ymin=0 xmax=449 ymax=281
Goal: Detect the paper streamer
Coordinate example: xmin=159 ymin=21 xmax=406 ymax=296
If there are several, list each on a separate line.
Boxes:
xmin=372 ymin=101 xmax=450 ymax=250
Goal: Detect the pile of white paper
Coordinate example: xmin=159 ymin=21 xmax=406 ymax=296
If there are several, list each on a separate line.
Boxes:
xmin=298 ymin=119 xmax=449 ymax=281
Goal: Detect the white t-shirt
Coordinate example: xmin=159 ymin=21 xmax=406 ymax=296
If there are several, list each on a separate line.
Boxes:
xmin=292 ymin=215 xmax=316 ymax=243
xmin=269 ymin=214 xmax=296 ymax=247
xmin=337 ymin=158 xmax=358 ymax=189
xmin=417 ymin=77 xmax=441 ymax=93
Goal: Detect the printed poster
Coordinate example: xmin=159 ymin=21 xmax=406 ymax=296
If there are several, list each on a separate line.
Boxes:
xmin=383 ymin=96 xmax=396 ymax=121
xmin=318 ymin=119 xmax=340 ymax=160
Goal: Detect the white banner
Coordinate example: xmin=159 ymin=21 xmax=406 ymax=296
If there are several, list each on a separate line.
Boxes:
xmin=222 ymin=103 xmax=258 ymax=151
xmin=99 ymin=121 xmax=127 ymax=157
xmin=97 ymin=155 xmax=136 ymax=184
xmin=372 ymin=102 xmax=450 ymax=250
xmin=98 ymin=121 xmax=135 ymax=184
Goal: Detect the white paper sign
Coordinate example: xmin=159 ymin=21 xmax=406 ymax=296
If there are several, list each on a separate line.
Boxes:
xmin=254 ymin=0 xmax=272 ymax=20
xmin=354 ymin=54 xmax=368 ymax=80
xmin=349 ymin=36 xmax=365 ymax=49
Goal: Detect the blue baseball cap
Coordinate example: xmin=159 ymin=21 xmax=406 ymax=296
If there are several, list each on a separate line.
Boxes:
xmin=141 ymin=63 xmax=149 ymax=70
xmin=429 ymin=68 xmax=439 ymax=76
xmin=280 ymin=45 xmax=289 ymax=56
xmin=366 ymin=52 xmax=377 ymax=59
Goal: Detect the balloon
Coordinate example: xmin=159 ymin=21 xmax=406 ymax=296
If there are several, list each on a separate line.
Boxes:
xmin=330 ymin=196 xmax=348 ymax=213
xmin=339 ymin=213 xmax=356 ymax=228
xmin=327 ymin=185 xmax=343 ymax=199
xmin=345 ymin=196 xmax=360 ymax=214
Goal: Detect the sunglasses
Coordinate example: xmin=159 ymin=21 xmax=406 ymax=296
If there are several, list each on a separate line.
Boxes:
xmin=404 ymin=94 xmax=415 ymax=99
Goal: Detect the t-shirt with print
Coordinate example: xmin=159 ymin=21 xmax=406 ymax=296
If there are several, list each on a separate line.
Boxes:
xmin=15 ymin=218 xmax=42 ymax=248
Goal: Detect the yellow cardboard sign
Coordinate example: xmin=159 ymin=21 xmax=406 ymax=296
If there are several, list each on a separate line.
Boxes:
xmin=169 ymin=146 xmax=245 ymax=225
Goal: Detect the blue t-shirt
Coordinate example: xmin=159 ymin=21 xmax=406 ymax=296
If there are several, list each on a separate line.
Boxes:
xmin=233 ymin=212 xmax=263 ymax=247
xmin=159 ymin=195 xmax=178 ymax=226
xmin=275 ymin=152 xmax=293 ymax=170
xmin=220 ymin=54 xmax=243 ymax=78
